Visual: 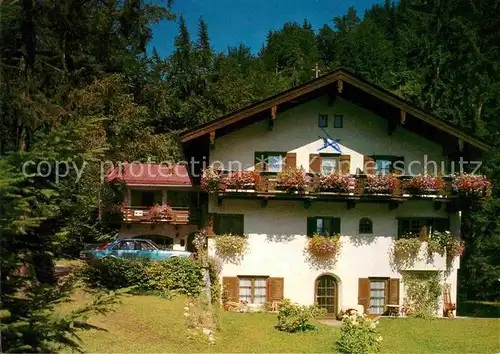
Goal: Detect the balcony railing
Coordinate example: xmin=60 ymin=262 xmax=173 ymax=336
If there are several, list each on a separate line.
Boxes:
xmin=122 ymin=206 xmax=199 ymax=225
xmin=205 ymin=172 xmax=490 ymax=201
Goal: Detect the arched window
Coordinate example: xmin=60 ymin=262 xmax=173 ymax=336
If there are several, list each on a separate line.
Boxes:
xmin=359 ymin=218 xmax=373 ymax=234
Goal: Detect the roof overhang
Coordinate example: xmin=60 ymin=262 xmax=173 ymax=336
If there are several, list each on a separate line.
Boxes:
xmin=179 ymin=69 xmax=491 ymax=152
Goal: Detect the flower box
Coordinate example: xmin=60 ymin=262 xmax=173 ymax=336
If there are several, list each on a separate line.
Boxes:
xmin=364 ymin=175 xmax=398 ymax=194
xmin=407 ymin=175 xmax=444 ymax=195
xmin=222 ymin=171 xmax=259 ymax=191
xmin=318 ymin=173 xmax=356 ymax=193
xmin=148 ymin=203 xmax=172 ymax=221
xmin=276 ymin=167 xmax=312 ymax=193
xmin=452 ymin=174 xmax=491 ymax=197
xmin=201 ymin=167 xmax=223 ymax=192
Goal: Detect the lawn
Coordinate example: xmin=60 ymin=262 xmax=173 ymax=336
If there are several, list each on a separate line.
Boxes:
xmin=61 ymin=293 xmax=500 ymax=353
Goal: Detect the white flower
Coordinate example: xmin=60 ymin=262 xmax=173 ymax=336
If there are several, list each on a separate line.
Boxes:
xmin=184 ymin=306 xmax=189 ymax=311
xmin=377 ymin=336 xmax=383 ymax=342
xmin=183 ymin=313 xmax=190 ymax=317
xmin=370 ymin=322 xmax=376 ymax=329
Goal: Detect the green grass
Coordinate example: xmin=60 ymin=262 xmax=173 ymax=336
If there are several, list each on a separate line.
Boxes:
xmin=61 ymin=293 xmax=500 ymax=353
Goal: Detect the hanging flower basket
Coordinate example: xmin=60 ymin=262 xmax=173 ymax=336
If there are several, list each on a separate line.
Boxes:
xmin=364 ymin=175 xmax=398 ymax=194
xmin=276 ymin=167 xmax=312 ymax=192
xmin=452 ymin=174 xmax=491 ymax=197
xmin=304 ymin=234 xmax=342 ymax=262
xmin=201 ymin=166 xmax=223 ymax=192
xmin=407 ymin=175 xmax=445 ymax=195
xmin=222 ymin=171 xmax=260 ymax=191
xmin=214 ymin=234 xmax=248 ymax=264
xmin=318 ymin=173 xmax=356 ymax=193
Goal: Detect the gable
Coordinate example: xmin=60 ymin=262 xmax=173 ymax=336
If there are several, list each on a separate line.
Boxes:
xmin=180 ymin=69 xmax=490 ymax=153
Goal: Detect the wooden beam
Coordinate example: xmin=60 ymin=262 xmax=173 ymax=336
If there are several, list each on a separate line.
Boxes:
xmin=210 ymin=131 xmax=215 ymax=149
xmin=337 ymin=79 xmax=343 ymax=94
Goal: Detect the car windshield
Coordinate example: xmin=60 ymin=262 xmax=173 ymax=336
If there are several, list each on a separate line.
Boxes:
xmin=140 ymin=240 xmax=159 ymax=250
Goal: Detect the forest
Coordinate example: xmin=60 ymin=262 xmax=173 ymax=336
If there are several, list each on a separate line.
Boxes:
xmin=0 ymin=0 xmax=499 ymax=350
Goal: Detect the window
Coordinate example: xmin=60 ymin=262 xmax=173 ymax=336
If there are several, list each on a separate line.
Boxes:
xmin=318 ymin=114 xmax=328 ymax=128
xmin=255 ymin=152 xmax=285 ymax=172
xmin=239 ymin=277 xmax=267 ymax=304
xmin=397 ymin=217 xmax=449 ymax=238
xmin=307 ymin=217 xmax=341 ymax=236
xmin=359 ymin=218 xmax=373 ymax=234
xmin=113 ymin=240 xmax=136 ymax=250
xmin=371 ymin=156 xmax=404 ymax=175
xmin=167 ymin=190 xmax=199 ymax=208
xmin=321 ymin=156 xmax=339 ymax=175
xmin=369 ymin=279 xmax=387 ymax=315
xmin=130 ymin=190 xmax=163 ymax=207
xmin=214 ymin=214 xmax=244 ymax=235
xmin=334 ymin=114 xmax=344 ymax=128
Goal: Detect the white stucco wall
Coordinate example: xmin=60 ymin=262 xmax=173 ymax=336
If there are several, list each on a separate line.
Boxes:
xmin=207 ymin=95 xmax=459 ymax=315
xmin=210 ymin=96 xmax=447 ymax=175
xmin=208 ymin=198 xmax=459 ymax=314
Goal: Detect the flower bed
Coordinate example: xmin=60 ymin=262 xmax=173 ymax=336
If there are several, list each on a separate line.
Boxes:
xmin=407 ymin=175 xmax=445 ymax=194
xmin=364 ymin=174 xmax=398 ymax=194
xmin=452 ymin=173 xmax=491 ymax=197
xmin=277 ymin=167 xmax=312 ymax=192
xmin=318 ymin=173 xmax=356 ymax=192
xmin=222 ymin=171 xmax=259 ymax=190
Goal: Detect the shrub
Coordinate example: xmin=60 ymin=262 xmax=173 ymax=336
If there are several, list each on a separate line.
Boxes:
xmin=214 ymin=234 xmax=248 ymax=264
xmin=222 ymin=171 xmax=259 ymax=190
xmin=277 ymin=167 xmax=312 ymax=192
xmin=201 ymin=166 xmax=222 ymax=192
xmin=391 ymin=237 xmax=421 ymax=268
xmin=336 ymin=312 xmax=382 ymax=354
xmin=276 ymin=299 xmax=325 ymax=332
xmin=364 ymin=174 xmax=397 ymax=194
xmin=79 ymin=257 xmax=204 ymax=296
xmin=402 ymin=271 xmax=442 ymax=318
xmin=452 ymin=173 xmax=491 ymax=197
xmin=407 ymin=174 xmax=445 ymax=194
xmin=318 ymin=173 xmax=355 ymax=192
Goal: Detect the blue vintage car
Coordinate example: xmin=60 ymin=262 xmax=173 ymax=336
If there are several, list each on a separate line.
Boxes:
xmin=80 ymin=238 xmax=192 ymax=261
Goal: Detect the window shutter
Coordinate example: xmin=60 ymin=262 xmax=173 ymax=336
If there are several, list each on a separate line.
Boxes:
xmin=307 ymin=217 xmax=316 ymax=236
xmin=389 ymin=278 xmax=400 ymax=305
xmin=285 ymin=152 xmax=297 ymax=171
xmin=393 ymin=156 xmax=405 ymax=175
xmin=363 ymin=156 xmax=375 ymax=175
xmin=213 ymin=214 xmax=220 ymax=235
xmin=309 ymin=154 xmax=321 ymax=173
xmin=358 ymin=278 xmax=370 ymax=314
xmin=267 ymin=277 xmax=284 ymax=301
xmin=255 ymin=152 xmax=264 ymax=172
xmin=332 ymin=217 xmax=341 ymax=234
xmin=340 ymin=155 xmax=351 ymax=174
xmin=223 ymin=277 xmax=240 ymax=302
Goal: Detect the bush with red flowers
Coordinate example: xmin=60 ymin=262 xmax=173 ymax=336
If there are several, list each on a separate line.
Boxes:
xmin=223 ymin=171 xmax=260 ymax=190
xmin=452 ymin=174 xmax=491 ymax=197
xmin=277 ymin=167 xmax=312 ymax=192
xmin=318 ymin=173 xmax=356 ymax=192
xmin=407 ymin=174 xmax=445 ymax=194
xmin=364 ymin=174 xmax=398 ymax=194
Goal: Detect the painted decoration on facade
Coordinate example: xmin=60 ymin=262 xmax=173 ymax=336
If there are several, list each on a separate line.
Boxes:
xmin=318 ymin=128 xmax=342 ymax=153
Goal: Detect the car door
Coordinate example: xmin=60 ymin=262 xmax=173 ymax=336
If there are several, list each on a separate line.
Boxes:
xmin=137 ymin=240 xmax=159 ymax=260
xmin=110 ymin=240 xmax=136 ymax=259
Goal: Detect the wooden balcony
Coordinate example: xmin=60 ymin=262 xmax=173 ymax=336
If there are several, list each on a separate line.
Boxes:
xmin=215 ymin=173 xmax=461 ymax=207
xmin=122 ymin=207 xmax=199 ymax=225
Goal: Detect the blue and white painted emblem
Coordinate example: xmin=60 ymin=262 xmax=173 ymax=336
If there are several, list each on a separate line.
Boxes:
xmin=318 ymin=128 xmax=342 ymax=153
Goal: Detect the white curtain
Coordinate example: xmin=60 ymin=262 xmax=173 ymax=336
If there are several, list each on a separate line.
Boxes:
xmin=370 ymin=281 xmax=386 ymax=314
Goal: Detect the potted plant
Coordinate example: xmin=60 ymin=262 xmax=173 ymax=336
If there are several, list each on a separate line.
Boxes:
xmin=318 ymin=173 xmax=356 ymax=193
xmin=223 ymin=171 xmax=260 ymax=191
xmin=407 ymin=174 xmax=445 ymax=195
xmin=276 ymin=167 xmax=312 ymax=192
xmin=364 ymin=174 xmax=398 ymax=194
xmin=201 ymin=166 xmax=223 ymax=192
xmin=452 ymin=173 xmax=491 ymax=197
